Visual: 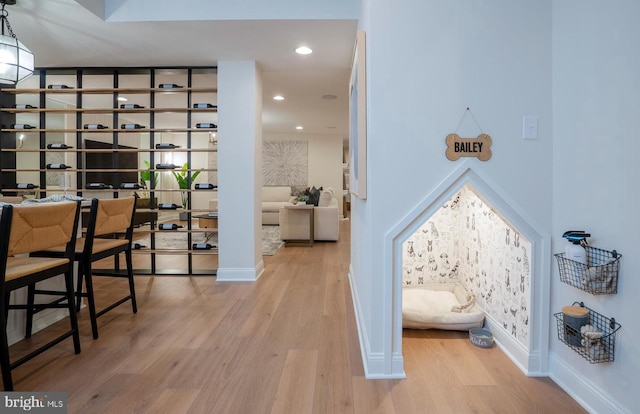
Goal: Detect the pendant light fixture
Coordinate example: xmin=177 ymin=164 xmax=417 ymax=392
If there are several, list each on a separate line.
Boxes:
xmin=0 ymin=0 xmax=33 ymax=85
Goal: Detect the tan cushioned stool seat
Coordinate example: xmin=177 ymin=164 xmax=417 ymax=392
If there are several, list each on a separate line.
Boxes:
xmin=41 ymin=237 xmax=129 ymax=255
xmin=6 ymin=256 xmax=70 ymax=282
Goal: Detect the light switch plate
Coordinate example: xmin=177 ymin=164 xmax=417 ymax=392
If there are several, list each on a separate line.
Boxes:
xmin=523 ymin=116 xmax=538 ymax=140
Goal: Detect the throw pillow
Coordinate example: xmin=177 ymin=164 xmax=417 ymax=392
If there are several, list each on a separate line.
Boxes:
xmin=451 ymin=284 xmax=477 ymax=313
xmin=318 ymin=189 xmax=333 ymax=207
xmin=308 ymin=186 xmax=321 ymax=206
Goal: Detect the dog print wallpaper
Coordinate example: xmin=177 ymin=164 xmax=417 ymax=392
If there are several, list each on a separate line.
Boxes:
xmin=402 ymin=185 xmax=532 ymax=348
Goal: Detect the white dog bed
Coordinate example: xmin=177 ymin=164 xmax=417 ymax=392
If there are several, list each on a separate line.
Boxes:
xmin=402 ymin=283 xmax=485 ymax=330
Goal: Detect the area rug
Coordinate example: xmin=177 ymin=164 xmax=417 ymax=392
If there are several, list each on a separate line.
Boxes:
xmin=136 ymin=225 xmax=284 ymax=256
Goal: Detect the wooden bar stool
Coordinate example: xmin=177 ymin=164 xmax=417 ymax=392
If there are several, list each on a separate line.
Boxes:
xmin=31 ymin=196 xmax=137 ymax=339
xmin=0 ymin=201 xmax=82 ymax=391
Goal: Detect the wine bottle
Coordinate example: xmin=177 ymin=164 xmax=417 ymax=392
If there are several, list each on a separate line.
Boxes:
xmin=47 ymin=84 xmax=70 ymax=89
xmin=120 ymin=182 xmax=142 ymax=189
xmin=17 ymin=183 xmax=38 ymax=189
xmin=158 ymin=203 xmax=180 ymax=210
xmin=133 ymin=243 xmax=146 ymax=250
xmin=193 ymin=103 xmax=216 ymax=109
xmin=47 ymin=143 xmax=72 ymax=149
xmin=155 ymin=143 xmax=180 ymax=149
xmin=196 ymin=123 xmax=217 ymax=129
xmin=156 ymin=163 xmax=178 ymax=169
xmin=87 ymin=183 xmax=112 ymax=189
xmin=46 ymin=163 xmax=71 ymax=169
xmin=159 ymin=223 xmax=183 ymax=230
xmin=192 ymin=243 xmax=214 ymax=250
xmin=13 ymin=104 xmax=36 ymax=109
xmin=83 ymin=124 xmax=108 ymax=129
xmin=159 ymin=83 xmax=183 ymax=89
xmin=195 ymin=183 xmax=217 ymax=190
xmin=11 ymin=124 xmax=36 ymax=129
xmin=120 ymin=103 xmax=144 ymax=109
xmin=121 ymin=123 xmax=146 ymax=129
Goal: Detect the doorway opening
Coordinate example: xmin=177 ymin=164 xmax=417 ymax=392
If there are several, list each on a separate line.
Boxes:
xmin=389 ymin=166 xmax=551 ymax=376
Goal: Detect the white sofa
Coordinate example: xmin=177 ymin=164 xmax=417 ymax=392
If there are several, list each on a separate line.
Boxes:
xmin=278 ymin=188 xmax=340 ymax=241
xmin=262 ymin=186 xmax=295 ymax=225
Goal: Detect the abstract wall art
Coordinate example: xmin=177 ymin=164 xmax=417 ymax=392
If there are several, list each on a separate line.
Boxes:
xmin=263 ymin=140 xmax=308 ymax=186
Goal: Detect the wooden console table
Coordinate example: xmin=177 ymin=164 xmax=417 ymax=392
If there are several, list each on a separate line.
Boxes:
xmin=195 ymin=214 xmax=218 ymax=229
xmin=193 ymin=213 xmax=218 ymax=243
xmin=284 ymin=205 xmax=314 ymax=247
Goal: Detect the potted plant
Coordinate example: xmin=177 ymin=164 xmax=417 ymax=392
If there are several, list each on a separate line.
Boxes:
xmin=139 ymin=160 xmax=158 ymax=196
xmin=172 ymin=162 xmax=202 ymax=220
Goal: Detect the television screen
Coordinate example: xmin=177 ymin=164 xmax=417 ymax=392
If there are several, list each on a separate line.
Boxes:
xmin=84 ymin=140 xmax=138 ymax=188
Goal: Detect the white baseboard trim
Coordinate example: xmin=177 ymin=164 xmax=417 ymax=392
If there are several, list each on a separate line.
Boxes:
xmin=484 ymin=314 xmax=545 ymax=376
xmin=8 ymin=309 xmax=69 ymax=346
xmin=216 ymin=260 xmax=264 ymax=282
xmin=349 ymin=265 xmax=406 ymax=380
xmin=392 ymin=353 xmax=406 ymax=379
xmin=364 ymin=353 xmax=406 ymax=379
xmin=348 ymin=265 xmax=371 ymax=375
xmin=549 ymin=354 xmax=629 ymax=414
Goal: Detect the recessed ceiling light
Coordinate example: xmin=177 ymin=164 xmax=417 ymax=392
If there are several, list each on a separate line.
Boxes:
xmin=273 ymin=95 xmax=285 ymax=101
xmin=322 ymin=94 xmax=337 ymax=100
xmin=295 ymin=46 xmax=313 ymax=55
xmin=117 ymin=96 xmax=128 ymax=102
xmin=296 ymin=126 xmax=304 ymax=130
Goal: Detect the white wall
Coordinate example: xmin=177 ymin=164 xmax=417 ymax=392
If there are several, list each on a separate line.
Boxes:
xmin=353 ymin=0 xmax=637 ymax=411
xmin=263 ymin=133 xmax=344 ymax=216
xmin=217 ymin=61 xmax=264 ymax=281
xmin=550 ymin=2 xmax=640 ymax=413
xmin=352 ymin=0 xmax=552 ymax=378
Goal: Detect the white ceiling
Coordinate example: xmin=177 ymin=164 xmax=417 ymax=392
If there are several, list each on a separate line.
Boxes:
xmin=6 ymin=0 xmax=357 ymax=139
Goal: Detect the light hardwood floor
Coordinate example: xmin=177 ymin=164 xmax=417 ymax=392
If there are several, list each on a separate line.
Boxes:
xmin=7 ymin=220 xmax=586 ymax=413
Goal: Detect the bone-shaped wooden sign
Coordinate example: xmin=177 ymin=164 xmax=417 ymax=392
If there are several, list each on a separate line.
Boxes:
xmin=445 ymin=133 xmax=492 ymax=161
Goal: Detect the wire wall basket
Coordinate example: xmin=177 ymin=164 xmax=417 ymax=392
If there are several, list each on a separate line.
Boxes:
xmin=554 ymin=302 xmax=621 ymax=364
xmin=554 ymin=246 xmax=621 ymax=295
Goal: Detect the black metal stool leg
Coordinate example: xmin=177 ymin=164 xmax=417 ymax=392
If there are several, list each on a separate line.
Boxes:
xmin=25 ymin=283 xmax=35 ymax=338
xmin=75 ymin=265 xmax=85 ymax=312
xmin=3 ymin=293 xmax=9 ymax=323
xmin=83 ymin=263 xmax=99 ymax=340
xmin=63 ymin=269 xmax=81 ymax=354
xmin=126 ymin=250 xmax=137 ymax=313
xmin=0 ymin=294 xmax=14 ymax=391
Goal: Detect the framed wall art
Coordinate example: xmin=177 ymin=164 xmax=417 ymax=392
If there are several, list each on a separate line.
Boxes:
xmin=263 ymin=140 xmax=308 ymax=186
xmin=349 ymin=30 xmax=367 ymax=200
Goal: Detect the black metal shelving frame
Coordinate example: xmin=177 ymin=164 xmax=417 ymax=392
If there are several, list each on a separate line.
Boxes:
xmin=1 ymin=67 xmax=218 ymax=276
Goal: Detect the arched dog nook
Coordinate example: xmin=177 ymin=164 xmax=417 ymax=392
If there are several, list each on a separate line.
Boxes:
xmin=385 ymin=162 xmax=551 ymax=377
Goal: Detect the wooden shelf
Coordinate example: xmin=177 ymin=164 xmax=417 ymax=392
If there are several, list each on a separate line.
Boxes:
xmin=1 ymin=128 xmax=216 ymax=133
xmin=0 ymin=107 xmax=217 ymax=114
xmin=1 ymin=87 xmax=218 ymax=94
xmin=2 ymin=149 xmax=217 ymax=156
xmin=0 ymin=169 xmax=217 ymax=174
xmin=131 ymin=249 xmax=218 ymax=255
